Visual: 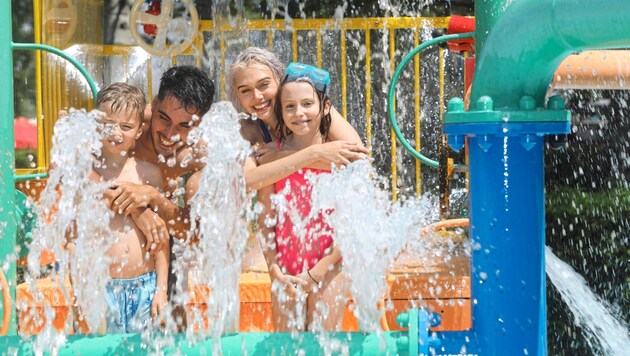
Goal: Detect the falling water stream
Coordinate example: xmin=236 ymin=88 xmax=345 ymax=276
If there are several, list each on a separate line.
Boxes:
xmin=180 ymin=102 xmax=250 ymax=351
xmin=311 ymin=160 xmax=438 ymax=333
xmin=24 ymin=109 xmax=113 ymax=352
xmin=545 ymin=246 xmax=629 ymax=356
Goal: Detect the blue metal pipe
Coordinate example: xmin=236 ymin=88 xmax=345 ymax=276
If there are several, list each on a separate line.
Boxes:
xmin=444 ymin=118 xmax=570 ymax=355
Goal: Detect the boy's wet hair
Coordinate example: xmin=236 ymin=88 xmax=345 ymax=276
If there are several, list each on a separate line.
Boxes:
xmin=274 ymin=80 xmax=332 ymax=142
xmin=226 ymin=47 xmax=286 ymax=113
xmin=157 ymin=66 xmax=215 ymax=117
xmin=97 ymin=82 xmax=146 ymax=124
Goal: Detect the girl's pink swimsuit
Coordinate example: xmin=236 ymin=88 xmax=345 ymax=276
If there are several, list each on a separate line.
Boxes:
xmin=274 ymin=168 xmax=333 ymax=276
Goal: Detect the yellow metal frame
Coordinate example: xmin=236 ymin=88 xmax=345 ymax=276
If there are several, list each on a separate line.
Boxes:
xmin=21 ymin=16 xmax=451 ymax=199
xmin=34 ymin=0 xmax=45 ymax=175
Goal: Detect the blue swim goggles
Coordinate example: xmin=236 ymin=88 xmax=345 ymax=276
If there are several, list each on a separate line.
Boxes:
xmin=282 ymin=62 xmax=330 ymax=95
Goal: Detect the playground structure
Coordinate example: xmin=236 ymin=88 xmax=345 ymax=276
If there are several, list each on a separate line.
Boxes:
xmin=2 ymin=0 xmax=630 ymax=354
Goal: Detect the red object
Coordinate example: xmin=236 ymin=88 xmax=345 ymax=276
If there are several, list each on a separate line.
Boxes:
xmin=446 ymin=16 xmax=476 ymax=53
xmin=14 ymin=117 xmax=37 ymax=150
xmin=274 ymin=168 xmax=334 ymax=276
xmin=143 ymin=1 xmax=161 ymax=36
xmin=464 ymin=56 xmax=476 ymax=92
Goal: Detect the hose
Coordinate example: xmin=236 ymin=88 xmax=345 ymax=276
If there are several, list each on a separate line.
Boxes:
xmin=387 ymin=32 xmax=474 ymax=168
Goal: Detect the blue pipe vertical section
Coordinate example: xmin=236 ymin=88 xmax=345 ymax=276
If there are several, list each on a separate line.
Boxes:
xmin=468 ymin=127 xmax=546 ymax=355
xmin=445 ymin=95 xmax=570 ymax=354
xmin=0 ymin=0 xmax=18 ymax=334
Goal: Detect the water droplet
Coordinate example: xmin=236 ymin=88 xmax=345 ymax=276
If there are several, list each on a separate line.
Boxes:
xmin=478 ymin=135 xmax=493 ymax=152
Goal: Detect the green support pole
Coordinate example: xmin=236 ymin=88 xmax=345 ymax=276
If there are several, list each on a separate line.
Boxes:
xmin=0 ymin=0 xmax=18 ymax=335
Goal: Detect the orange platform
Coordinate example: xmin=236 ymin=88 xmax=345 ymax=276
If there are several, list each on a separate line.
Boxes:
xmin=16 ymin=250 xmax=471 ymax=334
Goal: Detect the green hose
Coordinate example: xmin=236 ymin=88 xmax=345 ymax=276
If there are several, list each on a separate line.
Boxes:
xmin=12 ymin=43 xmax=97 ymax=182
xmin=14 ymin=172 xmax=48 ymax=182
xmin=12 ymin=42 xmax=99 ymax=102
xmin=387 ymin=32 xmax=474 ymax=168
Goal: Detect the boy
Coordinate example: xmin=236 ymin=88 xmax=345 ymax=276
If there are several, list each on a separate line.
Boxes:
xmin=72 ymin=82 xmax=169 ymax=333
xmin=104 ymin=67 xmax=215 ymax=331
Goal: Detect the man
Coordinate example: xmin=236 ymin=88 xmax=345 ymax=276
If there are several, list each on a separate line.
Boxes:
xmin=102 ymin=66 xmax=214 ymax=331
xmin=106 ymin=66 xmax=214 ymax=250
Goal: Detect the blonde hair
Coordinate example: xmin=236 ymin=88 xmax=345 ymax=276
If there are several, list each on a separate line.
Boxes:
xmin=96 ymin=82 xmax=146 ymax=124
xmin=226 ymin=47 xmax=285 ymax=113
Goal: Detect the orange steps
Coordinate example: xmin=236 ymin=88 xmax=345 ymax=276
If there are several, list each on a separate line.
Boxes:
xmin=16 ymin=254 xmax=470 ymax=334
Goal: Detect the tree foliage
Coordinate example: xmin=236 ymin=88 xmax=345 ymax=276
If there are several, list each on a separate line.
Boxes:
xmin=12 ymin=0 xmax=36 ymax=118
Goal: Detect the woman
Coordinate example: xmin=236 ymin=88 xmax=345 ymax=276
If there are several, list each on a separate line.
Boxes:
xmin=226 ymin=47 xmax=369 ymax=191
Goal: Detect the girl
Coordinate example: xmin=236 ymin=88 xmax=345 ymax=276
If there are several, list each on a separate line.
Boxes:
xmin=226 ymin=47 xmax=369 ymax=191
xmin=257 ymin=63 xmax=349 ymax=332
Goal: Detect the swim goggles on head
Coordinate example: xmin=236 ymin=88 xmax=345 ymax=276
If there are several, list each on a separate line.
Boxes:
xmin=282 ymin=62 xmax=331 ymax=95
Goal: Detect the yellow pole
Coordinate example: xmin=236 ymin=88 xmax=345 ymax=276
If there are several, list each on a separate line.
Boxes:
xmin=55 ymin=58 xmax=61 ymax=127
xmin=365 ymin=28 xmax=372 ymax=157
xmin=438 ymin=47 xmax=449 ymax=217
xmin=220 ymin=30 xmax=226 ymax=100
xmin=316 ymin=30 xmax=322 ymax=67
xmin=267 ymin=22 xmax=274 ymax=48
xmin=389 ymin=27 xmax=397 ymax=202
xmin=33 ymin=0 xmax=46 ymax=170
xmin=194 ymin=33 xmax=202 ymax=68
xmin=414 ymin=28 xmax=421 ymax=196
xmin=340 ymin=29 xmax=347 ymax=119
xmin=123 ymin=54 xmax=128 ymax=82
xmin=292 ymin=28 xmax=298 ymax=62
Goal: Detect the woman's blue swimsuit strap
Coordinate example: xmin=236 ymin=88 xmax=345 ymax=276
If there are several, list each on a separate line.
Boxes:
xmin=258 ymin=119 xmax=273 ymax=144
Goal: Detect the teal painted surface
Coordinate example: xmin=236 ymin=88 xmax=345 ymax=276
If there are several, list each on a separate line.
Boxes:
xmin=471 ymin=0 xmax=630 ymax=110
xmin=444 ymin=95 xmax=571 ymax=124
xmin=14 ymin=172 xmax=48 ymax=182
xmin=15 ymin=190 xmax=36 ymax=260
xmin=0 ymin=0 xmax=18 ymax=335
xmin=0 ymin=331 xmax=403 ymax=354
xmin=12 ymin=43 xmax=98 ymax=102
xmin=473 ymin=0 xmax=505 ymax=56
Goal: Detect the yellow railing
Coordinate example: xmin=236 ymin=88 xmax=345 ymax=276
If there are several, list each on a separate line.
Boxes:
xmin=24 ymin=16 xmax=461 ymax=200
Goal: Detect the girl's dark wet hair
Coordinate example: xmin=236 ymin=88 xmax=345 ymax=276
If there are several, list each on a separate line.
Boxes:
xmin=274 ymin=79 xmax=332 ymax=142
xmin=157 ymin=66 xmax=215 ymax=116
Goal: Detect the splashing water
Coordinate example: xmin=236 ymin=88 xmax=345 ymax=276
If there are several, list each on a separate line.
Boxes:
xmin=311 ymin=160 xmax=437 ymax=332
xmin=26 ymin=109 xmax=113 ymax=349
xmin=179 ymin=101 xmax=251 ymax=350
xmin=545 ymin=246 xmax=630 ymax=355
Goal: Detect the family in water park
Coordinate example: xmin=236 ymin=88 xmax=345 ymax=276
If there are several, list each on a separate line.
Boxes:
xmin=6 ymin=0 xmax=630 ymax=354
xmin=42 ymin=47 xmax=370 ymax=334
